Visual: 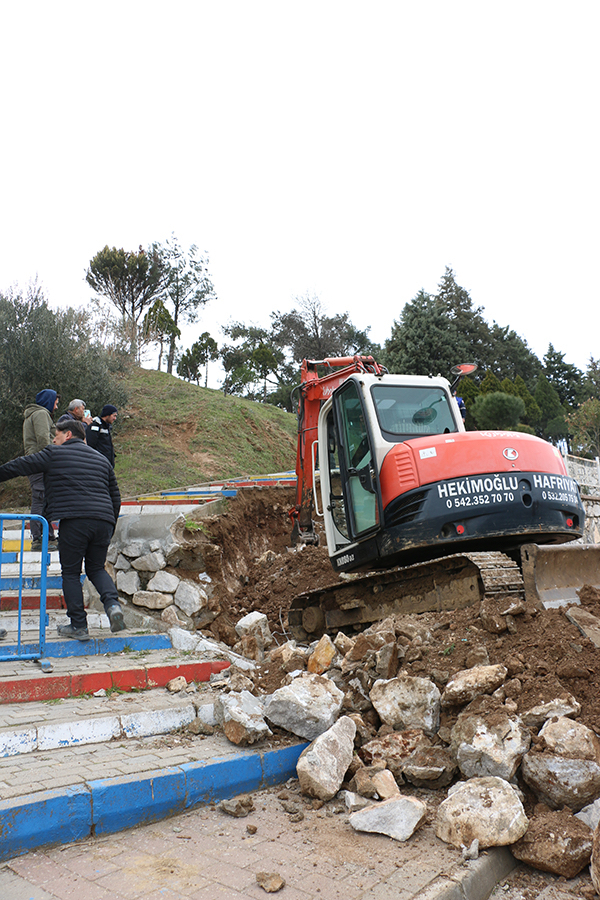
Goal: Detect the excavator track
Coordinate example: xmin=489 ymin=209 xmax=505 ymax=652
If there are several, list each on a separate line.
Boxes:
xmin=287 ymin=550 xmax=525 ymax=641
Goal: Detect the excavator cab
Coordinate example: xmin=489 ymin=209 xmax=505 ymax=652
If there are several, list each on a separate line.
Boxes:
xmin=318 ymin=373 xmax=465 ymax=570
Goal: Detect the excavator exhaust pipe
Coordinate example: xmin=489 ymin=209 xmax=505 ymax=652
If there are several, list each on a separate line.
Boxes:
xmin=520 ymin=543 xmax=600 ymax=609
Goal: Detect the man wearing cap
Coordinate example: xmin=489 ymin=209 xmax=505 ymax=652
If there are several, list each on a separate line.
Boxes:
xmin=58 ymin=399 xmax=93 ymax=426
xmin=23 ymin=389 xmax=59 ymax=550
xmin=86 ymin=405 xmax=118 ymax=467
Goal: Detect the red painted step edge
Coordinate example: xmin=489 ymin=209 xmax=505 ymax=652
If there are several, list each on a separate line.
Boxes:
xmin=1 ymin=595 xmax=66 ymax=611
xmin=0 ymin=659 xmax=230 ymax=704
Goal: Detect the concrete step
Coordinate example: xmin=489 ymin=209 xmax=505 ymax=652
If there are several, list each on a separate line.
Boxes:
xmin=0 ymin=663 xmax=231 ymax=759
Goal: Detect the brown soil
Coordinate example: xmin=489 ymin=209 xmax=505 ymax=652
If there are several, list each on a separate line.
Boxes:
xmin=197 ymin=488 xmax=600 ymax=736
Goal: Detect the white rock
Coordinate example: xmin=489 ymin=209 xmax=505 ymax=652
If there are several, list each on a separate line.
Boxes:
xmin=174 ymin=581 xmax=208 ymax=616
xmin=451 ymin=704 xmax=530 ymax=780
xmin=297 ymin=716 xmax=356 ymax=800
xmin=131 ymin=550 xmax=167 ymax=572
xmin=341 ymin=790 xmax=370 ymax=812
xmin=441 ymin=665 xmax=508 ymax=707
xmin=350 ymin=796 xmax=427 ymax=842
xmin=264 ymin=673 xmax=344 ymax=740
xmin=370 ymin=676 xmax=441 ymax=735
xmin=520 ymin=696 xmax=581 ymax=728
xmin=147 ymin=571 xmax=180 ymax=593
xmin=122 ymin=540 xmax=146 ymax=558
xmin=131 ymin=590 xmax=173 ymax=610
xmin=576 ymin=798 xmax=600 ymax=831
xmin=235 ymin=611 xmax=273 ymax=648
xmin=214 ymin=691 xmax=272 ymax=745
xmin=540 ymin=716 xmax=600 ymax=762
xmin=436 ymin=776 xmax=528 ymax=848
xmin=116 ymin=569 xmax=141 ymax=595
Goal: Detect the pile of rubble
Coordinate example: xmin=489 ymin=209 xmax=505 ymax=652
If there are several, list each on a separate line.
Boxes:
xmin=163 ymin=609 xmax=600 ymax=888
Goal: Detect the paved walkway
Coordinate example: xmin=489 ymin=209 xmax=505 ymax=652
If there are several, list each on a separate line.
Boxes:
xmin=0 ymin=781 xmax=518 ymax=900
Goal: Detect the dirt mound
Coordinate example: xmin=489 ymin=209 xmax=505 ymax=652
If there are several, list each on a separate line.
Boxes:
xmin=200 ymin=489 xmax=600 ymax=734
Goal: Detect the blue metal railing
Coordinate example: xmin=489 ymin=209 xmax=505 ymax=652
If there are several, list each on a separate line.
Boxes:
xmin=0 ymin=514 xmax=49 ymax=667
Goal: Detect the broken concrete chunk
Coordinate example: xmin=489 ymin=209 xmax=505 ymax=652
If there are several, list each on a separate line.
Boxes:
xmin=297 ymin=716 xmax=356 ymax=800
xmin=436 ymin=776 xmax=528 ymax=848
xmin=349 ymin=796 xmax=427 ymax=842
xmin=166 ymin=676 xmax=187 ymax=692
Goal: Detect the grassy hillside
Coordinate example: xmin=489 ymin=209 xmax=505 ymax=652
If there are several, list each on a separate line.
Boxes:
xmin=0 ymin=367 xmax=298 ymax=507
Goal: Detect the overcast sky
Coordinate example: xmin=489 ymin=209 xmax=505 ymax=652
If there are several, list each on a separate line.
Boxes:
xmin=1 ymin=1 xmax=598 ymax=387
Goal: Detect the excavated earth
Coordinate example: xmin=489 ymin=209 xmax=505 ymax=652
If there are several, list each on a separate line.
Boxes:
xmin=198 ymin=487 xmax=600 ymax=739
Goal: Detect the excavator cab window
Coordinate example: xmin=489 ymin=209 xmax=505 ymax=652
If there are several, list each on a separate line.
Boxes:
xmin=371 ymin=385 xmax=459 ymax=442
xmin=334 ymin=380 xmax=380 ymax=537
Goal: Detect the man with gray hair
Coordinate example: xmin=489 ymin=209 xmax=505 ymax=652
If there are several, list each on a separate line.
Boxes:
xmin=58 ymin=400 xmax=93 ymax=426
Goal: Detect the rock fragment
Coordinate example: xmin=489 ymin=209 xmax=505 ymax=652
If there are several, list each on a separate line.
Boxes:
xmin=441 ymin=664 xmax=507 ymax=707
xmin=214 ymin=691 xmax=272 ymax=745
xmin=264 ymin=673 xmax=344 ymax=740
xmin=435 ymin=777 xmax=528 ymax=848
xmin=296 ymin=716 xmax=356 ymax=800
xmin=511 ymin=808 xmax=593 ymax=878
xmin=256 ymin=872 xmax=286 ymax=893
xmin=370 ymin=676 xmax=441 ymax=734
xmin=349 ymin=796 xmax=427 ymax=842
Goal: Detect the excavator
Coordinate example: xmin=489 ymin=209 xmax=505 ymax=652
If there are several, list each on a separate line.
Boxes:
xmin=287 ymin=356 xmax=597 ymax=639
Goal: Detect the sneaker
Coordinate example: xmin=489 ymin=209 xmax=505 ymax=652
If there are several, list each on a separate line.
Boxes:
xmin=30 ymin=540 xmax=42 ymax=552
xmin=0 ymin=628 xmax=7 ymax=640
xmin=48 ymin=539 xmax=59 ymax=551
xmin=57 ymin=623 xmax=90 ymax=642
xmin=106 ymin=604 xmax=126 ymax=633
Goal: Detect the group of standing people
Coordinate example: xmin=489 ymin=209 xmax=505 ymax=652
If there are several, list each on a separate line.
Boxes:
xmin=0 ymin=391 xmax=124 ymax=642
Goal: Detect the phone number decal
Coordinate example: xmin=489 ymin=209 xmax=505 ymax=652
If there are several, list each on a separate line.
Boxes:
xmin=446 ymin=492 xmax=514 ymax=509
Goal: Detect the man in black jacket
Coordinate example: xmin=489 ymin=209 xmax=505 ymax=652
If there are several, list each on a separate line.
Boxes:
xmin=0 ymin=420 xmax=125 ymax=641
xmin=86 ymin=405 xmax=117 ymax=467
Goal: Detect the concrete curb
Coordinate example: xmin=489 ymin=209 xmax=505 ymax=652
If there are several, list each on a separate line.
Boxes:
xmin=0 ymin=741 xmax=308 ymax=862
xmin=412 ymin=846 xmax=517 ymax=900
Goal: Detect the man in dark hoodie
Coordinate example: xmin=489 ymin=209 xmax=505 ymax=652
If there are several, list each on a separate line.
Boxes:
xmin=22 ymin=389 xmax=59 ymax=550
xmin=0 ymin=419 xmax=125 ymax=640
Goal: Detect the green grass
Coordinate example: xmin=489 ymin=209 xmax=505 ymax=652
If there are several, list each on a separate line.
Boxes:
xmin=113 ymin=367 xmax=297 ymax=498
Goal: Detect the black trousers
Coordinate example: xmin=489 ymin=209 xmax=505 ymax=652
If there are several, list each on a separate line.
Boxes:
xmin=28 ymin=473 xmax=56 ymax=541
xmin=58 ymin=518 xmax=119 ymax=629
